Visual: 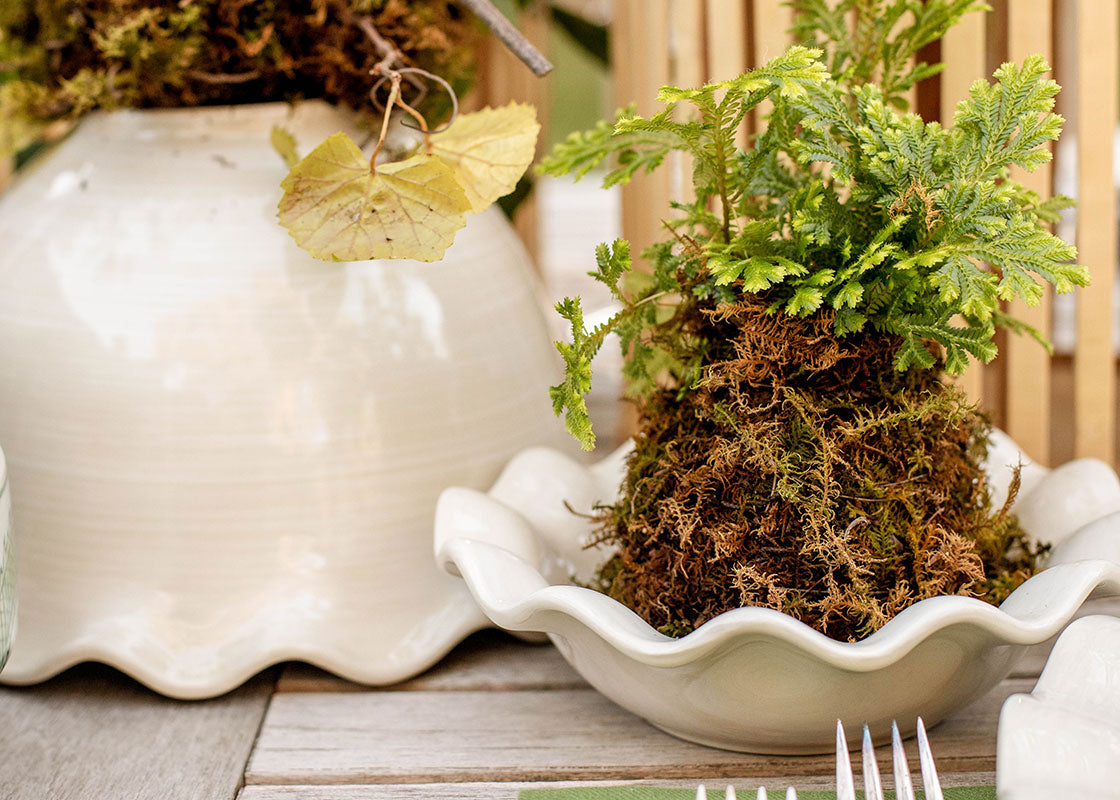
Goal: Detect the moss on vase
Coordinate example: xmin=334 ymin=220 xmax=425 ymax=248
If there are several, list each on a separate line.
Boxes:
xmin=0 ymin=0 xmax=481 ymax=154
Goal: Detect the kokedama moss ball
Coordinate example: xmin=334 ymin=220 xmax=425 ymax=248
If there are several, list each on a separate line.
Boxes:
xmin=541 ymin=20 xmax=1080 ymax=641
xmin=593 ymin=298 xmax=1042 ymax=642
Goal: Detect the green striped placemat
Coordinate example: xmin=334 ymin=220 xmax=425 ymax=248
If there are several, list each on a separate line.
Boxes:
xmin=521 ymin=786 xmax=996 ymax=800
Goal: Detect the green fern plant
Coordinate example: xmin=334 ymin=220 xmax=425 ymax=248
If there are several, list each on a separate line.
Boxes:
xmin=540 ymin=23 xmax=1085 ymax=451
xmin=539 ymin=0 xmax=1073 ymax=639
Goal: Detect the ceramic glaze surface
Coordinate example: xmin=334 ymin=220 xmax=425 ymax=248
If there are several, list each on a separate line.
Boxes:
xmin=0 ymin=102 xmax=566 ymax=697
xmin=0 ymin=448 xmax=12 ymax=674
xmin=435 ymin=433 xmax=1120 ymax=754
xmin=997 ymin=615 xmax=1120 ymax=799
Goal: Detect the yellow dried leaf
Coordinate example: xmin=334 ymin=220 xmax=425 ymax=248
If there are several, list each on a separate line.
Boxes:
xmin=270 ymin=124 xmax=299 ymax=168
xmin=429 ymin=102 xmax=539 ymax=213
xmin=277 ymin=132 xmax=471 ymax=263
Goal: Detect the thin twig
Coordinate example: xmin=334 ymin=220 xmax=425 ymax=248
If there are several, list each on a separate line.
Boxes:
xmin=186 ymin=70 xmax=261 ymax=84
xmin=394 ymin=95 xmax=430 ymax=146
xmin=356 ymin=16 xmax=426 ymax=94
xmin=843 ymin=516 xmax=870 ymax=537
xmin=395 ymin=68 xmax=459 ymax=134
xmin=457 ymin=0 xmax=554 ymax=76
xmin=369 ymin=75 xmax=401 ymax=173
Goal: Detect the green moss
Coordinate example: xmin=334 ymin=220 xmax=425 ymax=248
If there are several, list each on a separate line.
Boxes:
xmin=0 ymin=0 xmax=481 ymax=155
xmin=592 ymin=297 xmax=1043 ymax=642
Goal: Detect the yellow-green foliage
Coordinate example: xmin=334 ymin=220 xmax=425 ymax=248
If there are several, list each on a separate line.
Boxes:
xmin=540 ymin=6 xmax=1085 ymax=450
xmin=538 ymin=0 xmax=1073 ymax=640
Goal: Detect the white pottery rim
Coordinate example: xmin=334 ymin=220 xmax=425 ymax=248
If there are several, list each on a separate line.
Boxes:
xmin=441 ymin=540 xmax=1120 ymax=671
xmin=435 ymin=431 xmax=1120 ymax=752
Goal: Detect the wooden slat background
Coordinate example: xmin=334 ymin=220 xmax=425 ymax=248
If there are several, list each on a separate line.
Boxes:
xmin=591 ymin=0 xmax=1120 ymax=467
xmin=1003 ymin=0 xmax=1055 ymax=465
xmin=939 ymin=3 xmax=988 ymax=406
xmin=1073 ymin=0 xmax=1119 ymax=463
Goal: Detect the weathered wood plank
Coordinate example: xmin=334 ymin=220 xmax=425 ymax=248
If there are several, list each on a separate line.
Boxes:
xmin=705 ymin=0 xmax=748 ymax=81
xmin=748 ymin=0 xmax=793 ymax=127
xmin=750 ymin=0 xmax=791 ymax=65
xmin=705 ymin=0 xmax=749 ymax=142
xmin=245 ymin=679 xmax=1028 ymax=785
xmin=0 ymin=663 xmax=275 ymax=800
xmin=612 ymin=0 xmax=674 ymax=269
xmin=669 ymin=0 xmax=706 ymax=213
xmin=940 ymin=4 xmax=987 ymax=406
xmin=671 ymin=0 xmax=706 ymax=90
xmin=238 ymin=772 xmax=998 ymax=800
xmin=1004 ymin=0 xmax=1055 ymax=465
xmin=479 ymin=1 xmax=550 ymax=263
xmin=276 ymin=631 xmax=586 ymax=693
xmin=1074 ymin=0 xmax=1119 ymax=463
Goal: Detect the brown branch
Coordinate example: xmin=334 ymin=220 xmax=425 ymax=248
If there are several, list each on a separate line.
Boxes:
xmin=185 ymin=70 xmax=261 ymax=85
xmin=457 ymin=0 xmax=553 ymax=77
xmin=356 ymin=15 xmax=400 ymax=68
xmin=355 ymin=16 xmax=426 ymax=94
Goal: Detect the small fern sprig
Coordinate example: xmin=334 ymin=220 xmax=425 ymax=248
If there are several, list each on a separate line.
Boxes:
xmin=791 ymin=0 xmax=991 ymax=110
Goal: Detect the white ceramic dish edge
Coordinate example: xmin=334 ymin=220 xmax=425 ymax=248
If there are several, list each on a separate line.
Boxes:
xmin=435 ymin=431 xmax=1120 ymax=753
xmin=997 ymin=614 xmax=1120 ymax=799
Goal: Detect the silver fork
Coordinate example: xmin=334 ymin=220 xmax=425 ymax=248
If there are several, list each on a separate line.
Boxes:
xmin=693 ymin=785 xmax=797 ymax=800
xmin=693 ymin=717 xmax=943 ymax=800
xmin=836 ymin=717 xmax=944 ymax=800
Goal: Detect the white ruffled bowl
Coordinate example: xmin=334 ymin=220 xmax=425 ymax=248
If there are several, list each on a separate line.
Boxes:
xmin=997 ymin=614 xmax=1120 ymax=798
xmin=434 ymin=432 xmax=1120 ymax=754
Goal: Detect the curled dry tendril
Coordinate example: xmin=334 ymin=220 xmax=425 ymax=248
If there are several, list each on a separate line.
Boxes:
xmin=367 ymin=66 xmax=461 ymax=173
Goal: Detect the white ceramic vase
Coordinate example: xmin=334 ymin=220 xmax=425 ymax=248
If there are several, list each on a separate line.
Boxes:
xmin=0 ymin=446 xmax=12 ymax=674
xmin=0 ymin=102 xmax=566 ymax=697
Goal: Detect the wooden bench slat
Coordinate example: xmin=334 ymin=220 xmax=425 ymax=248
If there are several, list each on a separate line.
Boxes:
xmin=940 ymin=1 xmax=989 ymax=406
xmin=1074 ymin=0 xmax=1119 ymax=462
xmin=245 ymin=679 xmax=1030 ymax=786
xmin=613 ymin=0 xmax=674 ymax=272
xmin=0 ymin=664 xmax=274 ymax=800
xmin=1004 ymin=0 xmax=1056 ymax=465
xmin=276 ymin=631 xmax=586 ymax=693
xmin=238 ymin=771 xmax=999 ymax=799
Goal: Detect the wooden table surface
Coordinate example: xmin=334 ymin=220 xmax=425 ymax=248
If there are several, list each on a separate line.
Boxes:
xmin=7 ymin=598 xmax=1116 ymax=800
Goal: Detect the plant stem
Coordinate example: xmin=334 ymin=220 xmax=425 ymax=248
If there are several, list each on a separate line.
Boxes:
xmin=357 ymin=16 xmax=426 ymax=95
xmin=457 ymin=0 xmax=554 ymax=76
xmin=369 ymin=77 xmax=401 ymax=174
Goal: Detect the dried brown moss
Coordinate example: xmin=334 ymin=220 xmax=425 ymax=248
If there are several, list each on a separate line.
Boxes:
xmin=2 ymin=0 xmax=480 ymax=121
xmin=594 ymin=298 xmax=1042 ymax=642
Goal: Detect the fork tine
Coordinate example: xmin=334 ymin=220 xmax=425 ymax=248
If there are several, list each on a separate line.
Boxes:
xmin=695 ymin=785 xmax=707 ymax=800
xmin=726 ymin=786 xmax=736 ymax=800
xmin=916 ymin=717 xmax=945 ymax=800
xmin=861 ymin=724 xmax=884 ymax=800
xmin=890 ymin=720 xmax=916 ymax=800
xmin=836 ymin=720 xmax=856 ymax=800
xmin=755 ymin=788 xmax=766 ymax=800
xmin=784 ymin=789 xmax=797 ymax=800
